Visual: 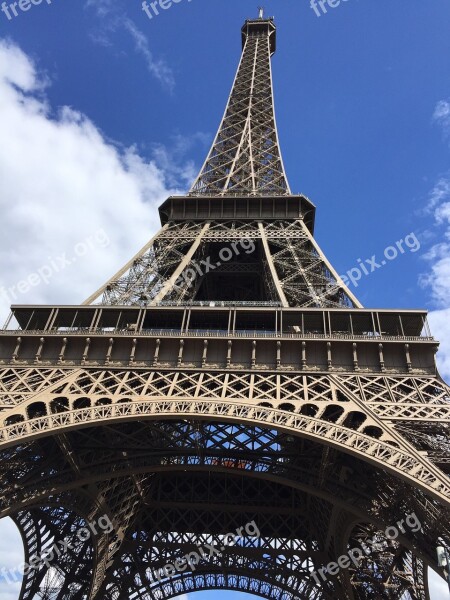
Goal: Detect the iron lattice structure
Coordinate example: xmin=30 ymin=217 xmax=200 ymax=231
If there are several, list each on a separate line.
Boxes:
xmin=0 ymin=13 xmax=449 ymax=600
xmin=190 ymin=17 xmax=289 ymax=196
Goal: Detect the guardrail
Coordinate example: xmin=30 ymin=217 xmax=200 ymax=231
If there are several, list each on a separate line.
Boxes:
xmin=0 ymin=328 xmax=434 ymax=342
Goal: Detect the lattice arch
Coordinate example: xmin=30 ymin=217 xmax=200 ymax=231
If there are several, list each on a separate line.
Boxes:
xmin=1 ymin=398 xmax=449 ymax=507
xmin=3 ymin=453 xmax=436 ymax=600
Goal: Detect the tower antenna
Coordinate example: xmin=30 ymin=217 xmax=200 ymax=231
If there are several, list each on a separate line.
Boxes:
xmin=258 ymin=6 xmax=264 ymax=19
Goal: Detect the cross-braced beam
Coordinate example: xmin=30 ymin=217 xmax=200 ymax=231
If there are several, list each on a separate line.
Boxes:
xmin=190 ymin=17 xmax=290 ymax=196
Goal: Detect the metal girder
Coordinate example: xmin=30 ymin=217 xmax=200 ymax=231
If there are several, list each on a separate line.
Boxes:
xmin=2 ymin=439 xmax=443 ymax=599
xmin=1 ymin=11 xmax=449 ymax=600
xmin=82 ymin=220 xmax=361 ymax=307
xmin=190 ymin=18 xmax=290 ymax=196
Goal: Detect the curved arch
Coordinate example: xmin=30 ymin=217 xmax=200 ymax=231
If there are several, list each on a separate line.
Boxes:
xmin=73 ymin=397 xmax=91 ymax=410
xmin=278 ymin=403 xmax=295 ymax=412
xmin=363 ymin=425 xmax=383 ymax=439
xmin=26 ymin=401 xmax=47 ymax=420
xmin=13 ymin=476 xmax=433 ymax=600
xmin=321 ymin=404 xmax=345 ymax=423
xmin=299 ymin=403 xmax=318 ymax=417
xmin=50 ymin=397 xmax=69 ymax=414
xmin=342 ymin=410 xmax=366 ymax=430
xmin=4 ymin=414 xmax=24 ymax=426
xmin=104 ymin=571 xmax=318 ymax=600
xmin=0 ymin=399 xmax=449 ymax=506
xmin=3 ymin=427 xmax=444 ymax=600
xmin=9 ymin=503 xmax=98 ymax=600
xmin=4 ymin=457 xmax=443 ymax=568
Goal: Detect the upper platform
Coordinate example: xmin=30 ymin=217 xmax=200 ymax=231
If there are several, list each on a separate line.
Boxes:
xmin=0 ymin=305 xmax=436 ymax=375
xmin=241 ymin=17 xmax=277 ymax=54
xmin=159 ymin=194 xmax=316 ymax=233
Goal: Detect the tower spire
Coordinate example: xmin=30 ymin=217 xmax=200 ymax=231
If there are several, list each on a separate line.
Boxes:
xmin=190 ymin=16 xmax=289 ymax=196
xmin=83 ymin=16 xmax=361 ymax=310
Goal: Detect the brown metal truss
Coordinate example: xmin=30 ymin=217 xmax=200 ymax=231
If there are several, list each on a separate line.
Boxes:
xmin=190 ymin=17 xmax=290 ymax=196
xmin=0 ymin=11 xmax=449 ymax=600
xmin=83 ymin=220 xmax=361 ymax=308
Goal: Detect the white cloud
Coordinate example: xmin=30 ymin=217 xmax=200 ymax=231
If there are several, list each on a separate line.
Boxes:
xmin=419 ymin=173 xmax=450 ymax=308
xmin=428 ymin=310 xmax=450 ymax=382
xmin=84 ymin=0 xmax=175 ymax=91
xmin=0 ymin=38 xmax=188 ymax=318
xmin=433 ymin=98 xmax=450 ymax=138
xmin=422 ymin=100 xmax=450 ymax=381
xmin=123 ymin=19 xmax=175 ymax=92
xmin=0 ymin=36 xmax=199 ymax=597
xmin=427 ymin=177 xmax=450 ymax=211
xmin=421 ymin=252 xmax=450 ymax=308
xmin=428 ymin=568 xmax=450 ymax=599
xmin=0 ymin=517 xmax=24 ymax=599
xmin=152 ymin=132 xmax=211 ymax=189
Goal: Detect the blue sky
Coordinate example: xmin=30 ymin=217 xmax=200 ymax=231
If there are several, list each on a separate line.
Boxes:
xmin=0 ymin=0 xmax=450 ymax=598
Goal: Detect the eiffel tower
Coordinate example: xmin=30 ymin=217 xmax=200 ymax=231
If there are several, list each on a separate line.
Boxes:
xmin=1 ymin=11 xmax=449 ymax=600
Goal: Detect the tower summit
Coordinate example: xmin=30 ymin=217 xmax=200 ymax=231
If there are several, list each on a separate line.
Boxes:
xmin=84 ymin=12 xmax=360 ymax=308
xmin=192 ymin=12 xmax=280 ymax=196
xmin=0 ymin=14 xmax=449 ymax=600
